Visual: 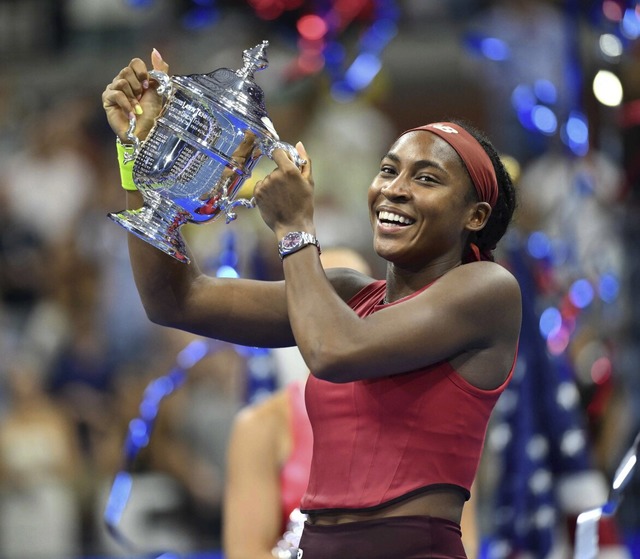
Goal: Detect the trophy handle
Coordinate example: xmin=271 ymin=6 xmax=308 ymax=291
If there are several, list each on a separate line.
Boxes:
xmin=122 ymin=70 xmax=173 ymax=163
xmin=222 ymin=197 xmax=256 ymax=224
xmin=261 ymin=139 xmax=307 ymax=169
xmin=218 ymin=140 xmax=305 ymax=224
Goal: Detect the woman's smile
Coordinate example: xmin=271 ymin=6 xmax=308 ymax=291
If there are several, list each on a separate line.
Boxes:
xmin=376 ymin=208 xmax=416 ymax=232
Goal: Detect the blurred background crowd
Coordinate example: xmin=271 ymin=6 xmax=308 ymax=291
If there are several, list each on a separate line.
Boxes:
xmin=1 ymin=0 xmax=640 ymax=558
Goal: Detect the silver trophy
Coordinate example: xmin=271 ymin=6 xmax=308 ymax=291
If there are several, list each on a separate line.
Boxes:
xmin=108 ymin=41 xmax=304 ymax=263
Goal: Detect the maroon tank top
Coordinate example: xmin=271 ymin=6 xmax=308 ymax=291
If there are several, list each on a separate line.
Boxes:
xmin=300 ymin=280 xmax=515 ymax=513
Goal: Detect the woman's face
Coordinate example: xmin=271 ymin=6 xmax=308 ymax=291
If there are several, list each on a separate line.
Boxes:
xmin=368 ymin=130 xmax=480 ymax=270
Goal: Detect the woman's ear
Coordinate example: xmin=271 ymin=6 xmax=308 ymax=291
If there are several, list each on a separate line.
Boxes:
xmin=466 ymin=202 xmax=492 ymax=232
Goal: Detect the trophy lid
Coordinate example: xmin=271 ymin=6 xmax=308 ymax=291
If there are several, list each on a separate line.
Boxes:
xmin=176 ymin=41 xmax=278 ymax=137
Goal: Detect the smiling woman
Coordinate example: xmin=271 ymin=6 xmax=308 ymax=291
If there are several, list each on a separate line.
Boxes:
xmin=371 ymin=122 xmax=515 ymax=270
xmin=102 ymin=51 xmax=521 ymax=559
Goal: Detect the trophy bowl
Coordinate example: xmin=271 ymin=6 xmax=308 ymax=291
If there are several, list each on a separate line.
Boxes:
xmin=108 ymin=41 xmax=304 ymax=264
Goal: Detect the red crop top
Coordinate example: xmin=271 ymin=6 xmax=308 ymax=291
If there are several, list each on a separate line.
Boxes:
xmin=300 ymin=279 xmax=515 ymax=513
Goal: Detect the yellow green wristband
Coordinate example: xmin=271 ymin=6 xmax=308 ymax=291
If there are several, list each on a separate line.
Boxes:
xmin=116 ymin=139 xmax=137 ymax=191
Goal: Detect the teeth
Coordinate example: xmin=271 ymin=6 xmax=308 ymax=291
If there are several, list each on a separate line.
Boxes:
xmin=378 ymin=210 xmax=414 ymax=225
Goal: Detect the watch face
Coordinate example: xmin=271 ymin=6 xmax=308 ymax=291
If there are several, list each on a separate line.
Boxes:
xmin=281 ymin=232 xmax=303 ymax=250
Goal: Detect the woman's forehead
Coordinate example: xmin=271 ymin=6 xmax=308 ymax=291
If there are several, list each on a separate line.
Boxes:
xmin=388 ymin=130 xmax=464 ymax=169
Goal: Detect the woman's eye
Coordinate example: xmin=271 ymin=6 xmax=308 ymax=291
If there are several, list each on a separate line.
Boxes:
xmin=417 ymin=175 xmax=432 ymax=182
xmin=380 ymin=165 xmax=396 ymax=175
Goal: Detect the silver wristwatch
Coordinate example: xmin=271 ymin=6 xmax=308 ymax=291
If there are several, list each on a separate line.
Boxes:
xmin=278 ymin=231 xmax=321 ymax=260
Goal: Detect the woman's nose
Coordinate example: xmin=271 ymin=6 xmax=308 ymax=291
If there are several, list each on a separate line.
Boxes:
xmin=381 ymin=177 xmax=411 ymax=200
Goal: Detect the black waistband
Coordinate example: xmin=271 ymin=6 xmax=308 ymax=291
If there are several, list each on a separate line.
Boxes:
xmin=300 ymin=483 xmax=470 ymax=516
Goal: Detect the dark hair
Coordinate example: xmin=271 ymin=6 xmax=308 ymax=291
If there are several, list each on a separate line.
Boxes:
xmin=451 ymin=119 xmax=517 ymax=256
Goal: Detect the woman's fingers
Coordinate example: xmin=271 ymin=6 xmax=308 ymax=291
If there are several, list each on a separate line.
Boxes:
xmin=102 ymin=52 xmax=166 ymax=141
xmin=271 ymin=147 xmax=296 ymax=169
xmin=296 ymin=141 xmax=312 ymax=180
xmin=123 ymin=58 xmax=150 ymax=99
xmin=151 ymin=48 xmax=169 ymax=73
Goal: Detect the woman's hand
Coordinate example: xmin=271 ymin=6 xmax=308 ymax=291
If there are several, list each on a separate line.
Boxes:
xmin=101 ymin=48 xmax=169 ymax=143
xmin=253 ymin=142 xmax=316 ymax=236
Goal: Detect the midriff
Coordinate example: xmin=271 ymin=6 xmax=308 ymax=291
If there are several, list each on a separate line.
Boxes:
xmin=305 ymin=488 xmax=465 ymax=526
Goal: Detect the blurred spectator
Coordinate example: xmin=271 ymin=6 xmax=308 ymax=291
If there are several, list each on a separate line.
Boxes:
xmin=92 ymin=349 xmax=203 ymax=557
xmin=0 ymin=98 xmax=100 ymax=373
xmin=0 ymin=358 xmax=84 ymax=559
xmin=155 ymin=332 xmax=247 ymax=548
xmin=0 ymin=102 xmax=96 ymax=248
xmin=94 ymin=330 xmax=248 ymax=554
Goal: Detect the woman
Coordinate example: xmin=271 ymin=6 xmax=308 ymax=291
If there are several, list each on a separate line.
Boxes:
xmin=102 ymin=49 xmax=521 ymax=559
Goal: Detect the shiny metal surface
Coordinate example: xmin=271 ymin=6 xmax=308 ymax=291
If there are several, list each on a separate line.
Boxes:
xmin=109 ymin=41 xmax=303 ymax=263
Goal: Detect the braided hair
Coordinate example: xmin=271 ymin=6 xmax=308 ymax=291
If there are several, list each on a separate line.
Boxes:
xmin=451 ymin=119 xmax=517 ymax=258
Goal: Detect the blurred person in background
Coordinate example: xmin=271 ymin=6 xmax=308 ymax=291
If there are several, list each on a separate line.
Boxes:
xmin=155 ymin=331 xmax=248 ymax=549
xmin=0 ymin=358 xmax=84 ymax=559
xmin=0 ymin=98 xmax=101 ymax=382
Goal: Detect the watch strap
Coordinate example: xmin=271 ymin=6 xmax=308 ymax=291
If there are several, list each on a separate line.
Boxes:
xmin=278 ymin=231 xmax=321 ymax=260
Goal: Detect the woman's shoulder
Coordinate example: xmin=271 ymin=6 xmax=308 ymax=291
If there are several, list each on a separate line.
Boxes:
xmin=232 ymin=389 xmax=289 ymax=437
xmin=229 ymin=389 xmax=292 ymax=464
xmin=448 ymin=260 xmax=520 ymax=297
xmin=326 ymin=267 xmax=379 ymax=303
xmin=423 ymin=261 xmax=522 ymax=327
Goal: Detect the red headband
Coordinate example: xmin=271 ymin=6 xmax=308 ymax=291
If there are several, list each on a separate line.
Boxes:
xmin=403 ymin=122 xmax=499 ymax=208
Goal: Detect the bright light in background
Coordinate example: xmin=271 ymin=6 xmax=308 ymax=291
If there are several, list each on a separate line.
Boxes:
xmin=569 ymin=278 xmax=594 ymax=309
xmin=548 ymin=325 xmax=572 ymax=355
xmin=593 ymin=70 xmax=624 ymax=107
xmin=511 ymin=84 xmax=536 ymax=112
xmin=297 ymin=14 xmax=328 ymax=40
xmin=464 ymin=33 xmax=510 ymax=61
xmin=561 ymin=111 xmax=589 ymax=156
xmin=216 ymin=265 xmax=239 ymax=278
xmin=510 ymin=82 xmax=559 ymax=135
xmin=622 ymin=7 xmax=640 ymax=39
xmin=599 ymin=33 xmax=624 ymax=59
xmin=603 ymin=0 xmax=624 ymax=22
xmin=599 ymin=273 xmax=620 ymax=302
xmin=613 ymin=456 xmax=637 ymax=490
xmin=540 ymin=307 xmax=562 ymax=338
xmin=480 ymin=37 xmax=510 ymax=61
xmin=533 ymin=79 xmax=557 ymax=105
xmin=591 ymin=356 xmax=612 ymax=385
xmin=512 ymin=85 xmax=536 ymax=131
xmin=527 ymin=231 xmax=552 ymax=260
xmin=531 ymin=105 xmax=558 ymax=135
xmin=345 ymin=52 xmax=382 ymax=90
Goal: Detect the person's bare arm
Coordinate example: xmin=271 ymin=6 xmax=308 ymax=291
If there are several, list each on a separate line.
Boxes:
xmin=254 ymin=148 xmax=521 ymax=387
xmin=285 ymin=250 xmax=520 ymax=387
xmin=223 ymin=394 xmax=288 ymax=559
xmin=101 ymin=52 xmax=297 ymax=347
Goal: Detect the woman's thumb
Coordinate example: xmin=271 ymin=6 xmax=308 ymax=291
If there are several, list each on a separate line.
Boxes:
xmin=296 ymin=141 xmax=308 ymax=160
xmin=151 ymin=48 xmax=169 ymax=73
xmin=296 ymin=141 xmax=312 ymax=178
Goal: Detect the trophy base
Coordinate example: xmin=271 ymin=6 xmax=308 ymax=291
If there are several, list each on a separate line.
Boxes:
xmin=108 ymin=192 xmax=191 ymax=264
